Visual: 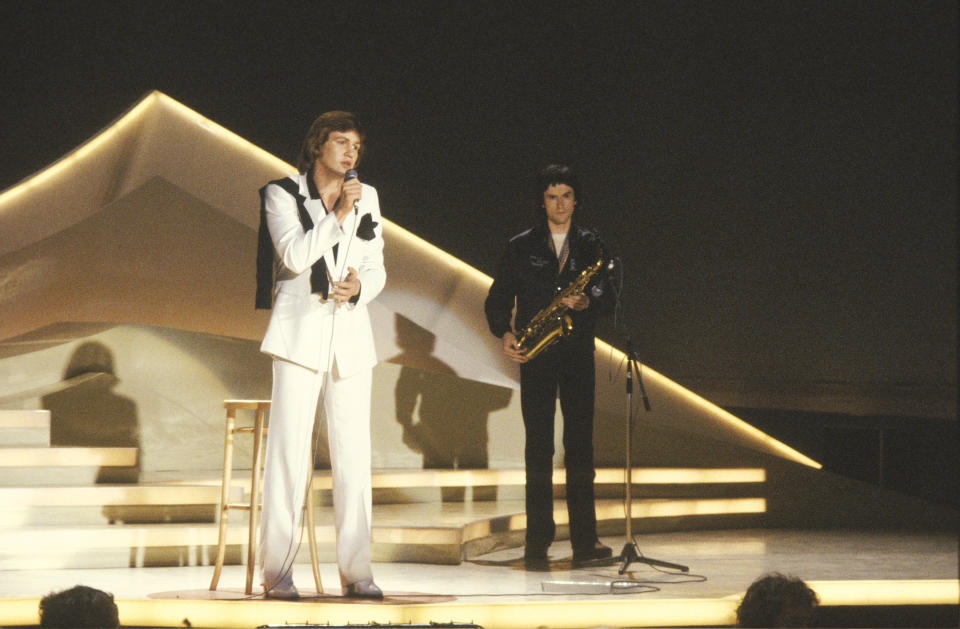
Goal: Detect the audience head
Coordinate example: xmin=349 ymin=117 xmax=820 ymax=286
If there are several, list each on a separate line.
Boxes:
xmin=736 ymin=572 xmax=819 ymax=627
xmin=39 ymin=585 xmax=119 ymax=629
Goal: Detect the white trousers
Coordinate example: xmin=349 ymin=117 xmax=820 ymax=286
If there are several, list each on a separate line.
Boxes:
xmin=259 ymin=358 xmax=374 ymax=591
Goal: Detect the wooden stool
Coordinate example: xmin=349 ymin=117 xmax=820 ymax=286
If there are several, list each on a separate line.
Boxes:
xmin=209 ymin=400 xmax=322 ymax=595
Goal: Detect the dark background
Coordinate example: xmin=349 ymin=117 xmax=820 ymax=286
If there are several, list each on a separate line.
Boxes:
xmin=1 ymin=1 xmax=956 ymax=488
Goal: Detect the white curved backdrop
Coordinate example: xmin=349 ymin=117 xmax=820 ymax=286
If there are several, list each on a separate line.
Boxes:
xmin=0 ymin=91 xmax=817 ymax=471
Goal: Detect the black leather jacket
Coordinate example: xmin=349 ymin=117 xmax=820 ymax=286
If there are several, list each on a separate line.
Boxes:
xmin=484 ymin=221 xmax=613 ymax=349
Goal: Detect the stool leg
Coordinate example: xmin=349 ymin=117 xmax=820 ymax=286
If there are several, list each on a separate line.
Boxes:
xmin=246 ymin=407 xmax=266 ymax=595
xmin=305 ymin=466 xmax=323 ymax=594
xmin=209 ymin=408 xmax=236 ymax=591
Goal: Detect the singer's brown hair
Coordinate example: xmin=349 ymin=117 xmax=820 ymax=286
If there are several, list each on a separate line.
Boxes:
xmin=296 ymin=111 xmax=365 ymax=173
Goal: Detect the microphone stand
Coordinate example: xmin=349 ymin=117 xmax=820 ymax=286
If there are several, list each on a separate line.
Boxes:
xmin=609 ymin=342 xmax=688 ymax=574
xmin=577 ymin=256 xmax=687 ymax=574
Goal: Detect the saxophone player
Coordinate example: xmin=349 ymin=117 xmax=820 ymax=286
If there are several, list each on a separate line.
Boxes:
xmin=484 ymin=164 xmax=615 ymax=570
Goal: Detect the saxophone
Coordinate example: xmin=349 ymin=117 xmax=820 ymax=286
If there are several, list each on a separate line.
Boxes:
xmin=516 ymin=254 xmax=607 ymax=360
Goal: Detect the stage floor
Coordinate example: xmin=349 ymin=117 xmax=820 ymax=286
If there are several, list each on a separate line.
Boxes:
xmin=1 ymin=528 xmax=956 ymax=628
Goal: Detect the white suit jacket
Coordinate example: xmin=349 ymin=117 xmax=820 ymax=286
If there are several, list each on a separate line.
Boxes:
xmin=259 ymin=173 xmax=386 ymax=376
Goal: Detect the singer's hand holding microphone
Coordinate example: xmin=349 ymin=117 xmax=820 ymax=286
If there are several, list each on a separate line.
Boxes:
xmin=333 ymin=168 xmax=362 ymax=223
xmin=331 ymin=168 xmax=362 ymax=306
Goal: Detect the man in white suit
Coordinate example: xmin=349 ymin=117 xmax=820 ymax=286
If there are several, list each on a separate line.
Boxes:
xmin=255 ymin=111 xmax=386 ymax=599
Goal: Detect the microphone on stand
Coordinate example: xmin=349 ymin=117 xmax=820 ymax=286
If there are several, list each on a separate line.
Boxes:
xmin=344 ymin=169 xmax=359 ymax=213
xmin=626 ymin=340 xmax=651 ymax=411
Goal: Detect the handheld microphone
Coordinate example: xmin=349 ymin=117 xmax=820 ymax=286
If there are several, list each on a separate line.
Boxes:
xmin=344 ymin=169 xmax=359 ymax=213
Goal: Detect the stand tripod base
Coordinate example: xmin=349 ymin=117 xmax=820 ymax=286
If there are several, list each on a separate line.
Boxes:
xmin=581 ymin=542 xmax=688 ymax=574
xmin=618 ymin=541 xmax=688 ymax=574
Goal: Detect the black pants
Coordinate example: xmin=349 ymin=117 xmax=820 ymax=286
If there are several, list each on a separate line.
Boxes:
xmin=519 ymin=339 xmax=598 ymax=554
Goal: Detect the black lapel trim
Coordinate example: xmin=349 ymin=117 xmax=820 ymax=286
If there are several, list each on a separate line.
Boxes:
xmin=255 ymin=185 xmax=275 ymax=310
xmin=303 ymin=175 xmax=338 ymax=262
xmin=255 ymin=176 xmax=330 ymax=307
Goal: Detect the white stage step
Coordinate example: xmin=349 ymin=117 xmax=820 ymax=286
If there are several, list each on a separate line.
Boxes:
xmin=0 ymin=467 xmax=767 ymax=569
xmin=0 ymin=483 xmax=245 ymax=528
xmin=0 ymin=495 xmax=767 ymax=570
xmin=0 ymin=408 xmax=51 ymax=428
xmin=0 ymin=484 xmax=235 ymax=507
xmin=0 ymin=409 xmax=51 ymax=446
xmin=0 ymin=446 xmax=139 ymax=485
xmin=0 ymin=446 xmax=137 ymax=467
xmin=148 ymin=467 xmax=765 ymax=493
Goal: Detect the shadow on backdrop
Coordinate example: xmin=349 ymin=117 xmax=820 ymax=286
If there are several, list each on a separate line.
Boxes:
xmin=389 ymin=313 xmax=511 ymax=501
xmin=42 ymin=341 xmax=141 ymax=491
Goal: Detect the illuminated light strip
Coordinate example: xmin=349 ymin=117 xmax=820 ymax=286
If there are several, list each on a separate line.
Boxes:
xmin=0 ymin=447 xmax=137 ymax=467
xmin=604 ymin=497 xmax=768 ymax=519
xmin=6 ymin=585 xmax=958 ymax=629
xmin=428 ymin=598 xmax=738 ymax=629
xmin=0 ymin=92 xmax=158 ymax=207
xmin=596 ymin=467 xmax=766 ymax=484
xmin=0 ymin=91 xmax=293 ymax=211
xmin=462 ymin=513 xmax=526 ymax=541
xmin=0 ymin=485 xmax=224 ymax=507
xmin=8 ymin=580 xmax=953 ymax=628
xmin=152 ymin=92 xmax=293 ymax=175
xmin=166 ymin=467 xmax=765 ymax=490
xmin=0 ymin=600 xmax=44 ymax=627
xmin=807 ymin=579 xmax=960 ymax=606
xmin=109 ymin=597 xmax=737 ymax=629
xmin=721 ymin=579 xmax=960 ymax=607
xmin=372 ymin=526 xmax=462 ymax=545
xmin=384 ymin=220 xmax=495 ymax=282
xmin=382 ymin=466 xmax=768 ymax=486
xmin=463 ymin=497 xmax=766 ymax=541
xmin=333 ymin=467 xmax=766 ymax=489
xmin=599 ymin=337 xmax=822 ymax=469
xmin=0 ymin=520 xmax=457 ymax=548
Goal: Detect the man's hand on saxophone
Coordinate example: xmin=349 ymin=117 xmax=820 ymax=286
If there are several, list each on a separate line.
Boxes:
xmin=501 ymin=331 xmax=529 ymax=363
xmin=561 ymin=292 xmax=590 ymax=311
